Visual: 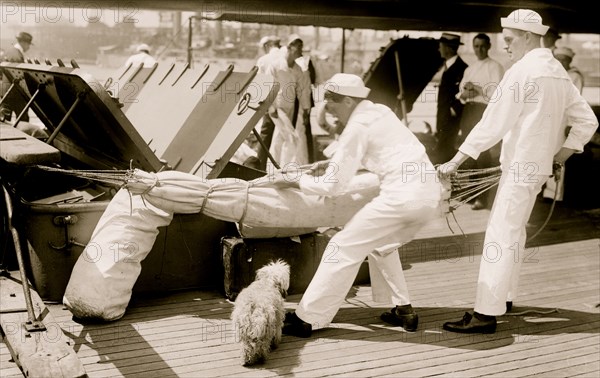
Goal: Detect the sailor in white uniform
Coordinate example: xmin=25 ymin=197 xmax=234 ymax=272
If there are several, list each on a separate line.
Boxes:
xmin=274 ymin=73 xmax=443 ymax=337
xmin=439 ymin=9 xmax=598 ymax=334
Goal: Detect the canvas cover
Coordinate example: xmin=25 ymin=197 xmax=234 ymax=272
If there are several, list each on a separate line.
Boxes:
xmin=363 ymin=37 xmax=444 ymax=120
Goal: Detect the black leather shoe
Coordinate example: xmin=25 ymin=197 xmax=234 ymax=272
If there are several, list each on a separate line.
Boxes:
xmin=282 ymin=312 xmax=312 ymax=338
xmin=380 ymin=304 xmax=419 ymax=332
xmin=443 ymin=312 xmax=497 ymax=334
xmin=506 ymin=301 xmax=513 ymax=312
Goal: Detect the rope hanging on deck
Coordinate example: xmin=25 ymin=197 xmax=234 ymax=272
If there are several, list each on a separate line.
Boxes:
xmin=504 ymin=308 xmax=560 ymax=316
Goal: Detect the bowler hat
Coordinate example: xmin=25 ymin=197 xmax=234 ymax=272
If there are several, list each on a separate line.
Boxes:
xmin=438 ymin=33 xmax=463 ymax=46
xmin=16 ymin=32 xmax=33 ymax=44
xmin=545 ymin=28 xmax=562 ymax=40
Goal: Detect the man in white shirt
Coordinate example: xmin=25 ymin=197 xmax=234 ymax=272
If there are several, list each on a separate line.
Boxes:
xmin=438 ymin=9 xmax=598 ymax=334
xmin=256 ymin=35 xmax=281 ymax=74
xmin=124 ymin=43 xmax=157 ymax=68
xmin=275 ymin=74 xmax=443 ymax=338
xmin=255 ymin=34 xmax=312 ymax=169
xmin=553 ymin=46 xmax=584 ymax=93
xmin=456 ymin=33 xmax=505 ymax=209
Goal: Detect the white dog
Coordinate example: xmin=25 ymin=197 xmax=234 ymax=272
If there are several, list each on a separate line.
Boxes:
xmin=230 ymin=259 xmax=290 ymax=366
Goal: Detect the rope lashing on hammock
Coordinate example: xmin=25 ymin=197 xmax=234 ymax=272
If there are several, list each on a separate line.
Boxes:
xmin=33 ymin=165 xmax=159 ymax=214
xmin=32 ymin=165 xmax=168 ymax=191
xmin=33 ymin=165 xmax=134 ymax=187
xmin=439 ymin=166 xmax=501 ymax=236
xmin=35 ymin=164 xmax=504 ymax=214
xmin=441 ymin=164 xmax=560 ymax=242
xmin=33 ymin=164 xmax=556 ymax=240
xmin=446 ymin=166 xmax=502 ymax=212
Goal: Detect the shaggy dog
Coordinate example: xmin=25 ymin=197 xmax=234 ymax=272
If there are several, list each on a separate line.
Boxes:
xmin=230 ymin=259 xmax=290 ymax=366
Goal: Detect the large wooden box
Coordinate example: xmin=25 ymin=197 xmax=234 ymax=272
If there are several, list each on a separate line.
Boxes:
xmin=0 ymin=61 xmax=276 ymax=301
xmin=222 ymin=232 xmax=370 ymax=301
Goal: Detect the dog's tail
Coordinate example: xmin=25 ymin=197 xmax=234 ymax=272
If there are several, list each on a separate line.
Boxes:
xmin=239 ymin=308 xmax=270 ymax=341
xmin=235 ymin=308 xmax=271 ymax=365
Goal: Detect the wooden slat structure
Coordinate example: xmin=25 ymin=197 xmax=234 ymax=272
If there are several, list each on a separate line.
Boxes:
xmin=0 ymin=275 xmax=86 ymax=377
xmin=2 ymin=201 xmax=599 ymax=377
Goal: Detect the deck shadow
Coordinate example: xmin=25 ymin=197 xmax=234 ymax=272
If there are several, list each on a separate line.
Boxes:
xmin=401 ymin=203 xmax=599 ymax=267
xmin=311 ymin=305 xmax=600 ymax=351
xmin=62 ymin=319 xmax=180 ymax=377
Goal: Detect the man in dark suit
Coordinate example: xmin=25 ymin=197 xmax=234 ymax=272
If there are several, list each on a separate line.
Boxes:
xmin=432 ymin=33 xmax=468 ymax=164
xmin=1 ymin=32 xmax=33 ymax=122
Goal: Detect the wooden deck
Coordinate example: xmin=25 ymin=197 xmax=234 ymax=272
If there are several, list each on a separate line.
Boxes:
xmin=2 ymin=200 xmax=599 ymax=377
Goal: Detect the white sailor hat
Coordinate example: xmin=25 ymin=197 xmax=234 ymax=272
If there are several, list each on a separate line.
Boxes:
xmin=259 ymin=35 xmax=280 ymax=46
xmin=554 ymin=46 xmax=575 ymax=59
xmin=136 ymin=43 xmax=151 ymax=53
xmin=501 ymin=9 xmax=549 ymax=36
xmin=259 ymin=36 xmax=269 ymax=46
xmin=287 ymin=34 xmax=303 ymax=46
xmin=323 ymin=73 xmax=371 ymax=99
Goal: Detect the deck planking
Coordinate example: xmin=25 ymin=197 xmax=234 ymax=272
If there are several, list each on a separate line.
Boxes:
xmin=1 ymin=199 xmax=599 ymax=377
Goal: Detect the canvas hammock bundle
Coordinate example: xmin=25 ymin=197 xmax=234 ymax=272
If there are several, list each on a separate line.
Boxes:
xmin=63 ymin=189 xmax=173 ymax=321
xmin=42 ymin=165 xmax=500 ymax=321
xmin=58 ymin=167 xmax=380 ymax=320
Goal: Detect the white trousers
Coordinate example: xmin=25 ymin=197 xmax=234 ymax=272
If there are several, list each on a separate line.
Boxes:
xmin=296 ymin=196 xmax=439 ymax=329
xmin=474 ymin=173 xmax=546 ymax=315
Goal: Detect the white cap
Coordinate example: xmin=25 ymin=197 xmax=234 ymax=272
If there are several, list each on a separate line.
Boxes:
xmin=259 ymin=36 xmax=271 ymax=46
xmin=324 ymin=73 xmax=370 ymax=99
xmin=136 ymin=43 xmax=151 ymax=53
xmin=259 ymin=35 xmax=280 ymax=46
xmin=501 ymin=9 xmax=549 ymax=36
xmin=287 ymin=33 xmax=302 ymax=46
xmin=554 ymin=46 xmax=575 ymax=59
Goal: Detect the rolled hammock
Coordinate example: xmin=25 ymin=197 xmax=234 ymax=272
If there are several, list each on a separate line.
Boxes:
xmin=38 ymin=165 xmax=499 ymax=321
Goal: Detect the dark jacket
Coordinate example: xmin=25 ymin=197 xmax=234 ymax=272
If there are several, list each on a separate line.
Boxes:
xmin=1 ymin=45 xmax=28 ymax=121
xmin=2 ymin=45 xmax=25 ymax=63
xmin=436 ymin=55 xmax=468 ymax=128
xmin=1 ymin=45 xmax=26 ymax=93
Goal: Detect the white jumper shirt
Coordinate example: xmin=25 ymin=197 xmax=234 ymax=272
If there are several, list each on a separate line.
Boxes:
xmin=457 ymin=56 xmax=505 ymax=104
xmin=460 ymin=48 xmax=597 ymax=176
xmin=299 ymin=100 xmax=441 ymax=203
